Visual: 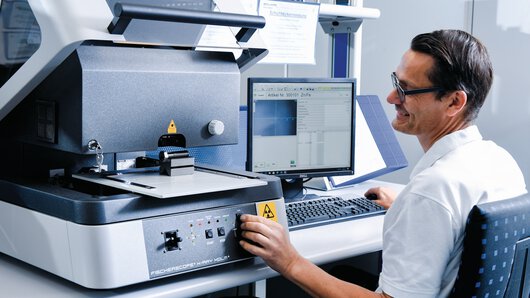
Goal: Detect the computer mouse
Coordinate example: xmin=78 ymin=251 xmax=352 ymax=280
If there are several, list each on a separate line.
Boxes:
xmin=366 ymin=193 xmax=378 ymax=200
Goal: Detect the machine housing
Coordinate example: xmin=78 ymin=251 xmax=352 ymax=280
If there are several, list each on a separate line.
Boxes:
xmin=0 ymin=0 xmax=285 ymax=289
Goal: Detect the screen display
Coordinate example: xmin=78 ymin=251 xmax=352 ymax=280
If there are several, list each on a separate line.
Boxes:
xmin=247 ymin=77 xmax=355 ymax=179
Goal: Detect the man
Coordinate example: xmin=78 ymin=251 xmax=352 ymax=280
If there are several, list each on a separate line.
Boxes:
xmin=239 ymin=29 xmax=527 ymax=297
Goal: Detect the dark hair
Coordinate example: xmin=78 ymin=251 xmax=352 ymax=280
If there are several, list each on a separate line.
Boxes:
xmin=411 ymin=29 xmax=493 ymax=122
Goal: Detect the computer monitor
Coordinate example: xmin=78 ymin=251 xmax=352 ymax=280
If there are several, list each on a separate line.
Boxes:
xmin=246 ymin=77 xmax=356 ymax=201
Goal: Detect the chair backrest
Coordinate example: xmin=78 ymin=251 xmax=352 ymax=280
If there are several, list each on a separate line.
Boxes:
xmin=450 ymin=193 xmax=530 ymax=298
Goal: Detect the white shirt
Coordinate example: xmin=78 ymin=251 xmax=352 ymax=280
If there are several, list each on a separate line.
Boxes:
xmin=378 ymin=125 xmax=527 ymax=298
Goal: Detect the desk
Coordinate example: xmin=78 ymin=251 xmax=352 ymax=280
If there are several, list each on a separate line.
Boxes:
xmin=0 ymin=180 xmax=404 ymax=298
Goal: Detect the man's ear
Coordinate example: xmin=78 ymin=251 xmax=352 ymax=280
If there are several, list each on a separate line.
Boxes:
xmin=446 ymin=90 xmax=467 ymax=117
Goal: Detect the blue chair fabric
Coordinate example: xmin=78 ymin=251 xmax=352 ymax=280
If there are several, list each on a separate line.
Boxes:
xmin=450 ymin=193 xmax=530 ymax=298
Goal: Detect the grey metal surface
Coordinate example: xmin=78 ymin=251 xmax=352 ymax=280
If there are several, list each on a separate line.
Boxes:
xmin=320 ymin=18 xmax=362 ymax=34
xmin=105 ymin=0 xmax=213 ymax=46
xmin=142 ymin=202 xmax=257 ymax=278
xmin=1 ymin=44 xmax=241 ymax=154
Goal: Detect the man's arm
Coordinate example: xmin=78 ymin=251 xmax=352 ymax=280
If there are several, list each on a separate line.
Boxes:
xmin=239 ymin=214 xmax=392 ymax=298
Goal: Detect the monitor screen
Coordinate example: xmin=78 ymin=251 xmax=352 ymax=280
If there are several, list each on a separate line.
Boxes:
xmin=247 ymin=77 xmax=356 ymax=199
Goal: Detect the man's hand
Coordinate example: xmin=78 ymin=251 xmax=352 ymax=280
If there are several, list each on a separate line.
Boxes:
xmin=238 ymin=214 xmax=302 ymax=276
xmin=365 ymin=187 xmax=397 ymax=210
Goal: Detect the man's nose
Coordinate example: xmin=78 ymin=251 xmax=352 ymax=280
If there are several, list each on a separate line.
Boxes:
xmin=387 ymin=88 xmax=401 ymax=104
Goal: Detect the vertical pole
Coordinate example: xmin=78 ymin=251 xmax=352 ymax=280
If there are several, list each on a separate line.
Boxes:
xmin=351 ymin=0 xmax=363 ymax=94
xmin=331 ymin=0 xmax=363 ymax=94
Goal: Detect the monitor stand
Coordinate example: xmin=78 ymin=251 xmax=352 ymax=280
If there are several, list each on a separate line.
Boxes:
xmin=281 ymin=178 xmax=319 ymax=203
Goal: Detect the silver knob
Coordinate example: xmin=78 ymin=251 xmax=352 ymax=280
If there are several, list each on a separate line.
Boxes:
xmin=208 ymin=120 xmax=225 ymax=136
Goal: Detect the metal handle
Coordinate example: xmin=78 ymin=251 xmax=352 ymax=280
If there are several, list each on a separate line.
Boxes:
xmin=108 ymin=3 xmax=265 ymax=42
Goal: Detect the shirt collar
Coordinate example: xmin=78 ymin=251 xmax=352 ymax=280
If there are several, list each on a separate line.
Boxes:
xmin=410 ymin=125 xmax=483 ymax=179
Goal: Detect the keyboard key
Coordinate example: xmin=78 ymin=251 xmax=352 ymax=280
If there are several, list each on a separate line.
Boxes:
xmin=303 ymin=214 xmax=331 ymax=223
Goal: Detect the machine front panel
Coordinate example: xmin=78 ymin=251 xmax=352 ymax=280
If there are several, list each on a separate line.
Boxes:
xmin=143 ymin=201 xmax=260 ymax=278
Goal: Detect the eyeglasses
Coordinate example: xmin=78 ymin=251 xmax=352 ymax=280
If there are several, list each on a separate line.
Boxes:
xmin=391 ymin=72 xmax=445 ymax=103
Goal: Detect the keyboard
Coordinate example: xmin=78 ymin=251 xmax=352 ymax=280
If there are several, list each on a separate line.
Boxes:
xmin=286 ymin=195 xmax=386 ymax=231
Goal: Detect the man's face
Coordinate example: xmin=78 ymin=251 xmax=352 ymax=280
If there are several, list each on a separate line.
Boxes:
xmin=387 ymin=50 xmax=449 ymax=141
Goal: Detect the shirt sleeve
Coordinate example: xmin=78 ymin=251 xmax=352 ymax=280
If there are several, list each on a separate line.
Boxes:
xmin=378 ymin=193 xmax=455 ymax=298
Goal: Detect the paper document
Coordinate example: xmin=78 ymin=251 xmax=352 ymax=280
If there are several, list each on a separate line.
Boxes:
xmin=198 ymin=0 xmax=266 ymax=56
xmin=196 ymin=25 xmax=240 ymax=50
xmin=196 ymin=1 xmax=242 ymax=52
xmin=257 ymin=0 xmax=319 ymax=64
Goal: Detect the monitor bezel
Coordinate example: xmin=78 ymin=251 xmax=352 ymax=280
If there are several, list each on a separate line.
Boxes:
xmin=246 ymin=77 xmax=356 ymax=180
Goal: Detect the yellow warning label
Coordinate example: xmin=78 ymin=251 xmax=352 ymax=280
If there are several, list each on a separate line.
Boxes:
xmin=256 ymin=201 xmax=278 ymax=222
xmin=167 ymin=120 xmax=177 ymax=134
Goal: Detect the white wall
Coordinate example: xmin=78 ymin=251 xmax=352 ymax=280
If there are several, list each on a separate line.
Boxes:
xmin=360 ymin=0 xmax=530 ymax=188
xmin=472 ymin=0 xmax=530 ymax=191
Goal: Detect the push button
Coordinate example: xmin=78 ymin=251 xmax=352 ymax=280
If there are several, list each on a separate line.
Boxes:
xmin=205 ymin=229 xmax=214 ymax=239
xmin=217 ymin=227 xmax=226 ymax=236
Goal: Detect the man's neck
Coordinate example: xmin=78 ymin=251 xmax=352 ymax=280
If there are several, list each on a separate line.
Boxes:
xmin=419 ymin=121 xmax=470 ymax=152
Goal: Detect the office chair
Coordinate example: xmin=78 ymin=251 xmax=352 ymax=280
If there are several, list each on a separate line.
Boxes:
xmin=450 ymin=193 xmax=530 ymax=298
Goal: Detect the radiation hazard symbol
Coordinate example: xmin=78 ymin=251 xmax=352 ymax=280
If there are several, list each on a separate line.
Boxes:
xmin=167 ymin=120 xmax=177 ymax=134
xmin=256 ymin=201 xmax=278 ymax=222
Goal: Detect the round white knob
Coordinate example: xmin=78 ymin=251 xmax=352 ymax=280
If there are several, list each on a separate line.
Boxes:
xmin=208 ymin=120 xmax=225 ymax=135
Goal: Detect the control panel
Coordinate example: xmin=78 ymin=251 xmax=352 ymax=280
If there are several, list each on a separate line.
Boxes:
xmin=142 ymin=198 xmax=285 ymax=279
